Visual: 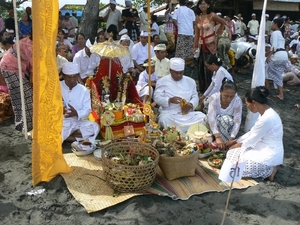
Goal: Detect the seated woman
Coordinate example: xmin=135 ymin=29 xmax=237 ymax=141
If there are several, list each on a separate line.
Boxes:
xmin=206 ymin=79 xmax=242 ymax=150
xmin=226 ymin=86 xmax=283 ymax=181
xmin=135 ymin=59 xmax=158 ymax=105
xmin=200 ymin=55 xmax=233 ymax=112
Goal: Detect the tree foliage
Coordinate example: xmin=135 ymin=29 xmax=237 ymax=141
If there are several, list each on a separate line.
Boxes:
xmin=132 ymin=0 xmax=166 ymax=9
xmin=0 ymin=0 xmax=28 ymax=10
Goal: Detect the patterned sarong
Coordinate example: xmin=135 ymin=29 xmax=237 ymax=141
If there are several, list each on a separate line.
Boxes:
xmin=266 ymin=59 xmax=287 ymax=87
xmin=175 ymin=34 xmax=194 ymax=60
xmin=1 ymin=70 xmax=33 ymax=131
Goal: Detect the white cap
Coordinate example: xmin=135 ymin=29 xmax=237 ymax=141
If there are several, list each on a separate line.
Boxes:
xmin=62 ymin=62 xmax=80 ymax=75
xmin=291 ymin=54 xmax=299 ymax=59
xmin=248 ymin=48 xmax=256 ymax=59
xmin=251 ymin=13 xmax=256 ymax=17
xmin=120 ymin=34 xmax=130 ymax=41
xmin=110 ymin=0 xmax=116 ymax=5
xmin=216 ymin=12 xmax=222 ymax=16
xmin=265 ymin=14 xmax=269 ymax=17
xmin=265 ymin=44 xmax=271 ymax=48
xmin=154 ymin=44 xmax=166 ymax=51
xmin=143 ymin=59 xmax=155 ymax=67
xmin=170 ymin=57 xmax=185 ymax=71
xmin=86 ymin=39 xmax=92 ymax=48
xmin=62 ymin=28 xmax=68 ymax=34
xmin=248 ymin=35 xmax=255 ymax=39
xmin=140 ymin=31 xmax=149 ymax=36
xmin=118 ymin=28 xmax=128 ymax=36
xmin=233 ymin=15 xmax=238 ymax=19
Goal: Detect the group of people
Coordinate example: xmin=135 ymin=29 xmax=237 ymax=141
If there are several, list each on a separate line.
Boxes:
xmin=0 ymin=0 xmax=289 ymax=182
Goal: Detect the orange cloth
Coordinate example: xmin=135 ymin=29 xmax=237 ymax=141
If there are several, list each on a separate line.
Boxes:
xmin=32 ymin=0 xmax=72 ymax=186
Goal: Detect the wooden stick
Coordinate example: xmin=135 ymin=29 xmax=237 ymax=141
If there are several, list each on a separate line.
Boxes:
xmin=13 ymin=0 xmax=28 ymax=139
xmin=220 ymin=157 xmax=240 ymax=225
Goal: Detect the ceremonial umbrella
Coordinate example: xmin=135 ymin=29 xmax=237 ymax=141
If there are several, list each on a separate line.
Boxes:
xmin=90 ymin=34 xmax=130 ymax=79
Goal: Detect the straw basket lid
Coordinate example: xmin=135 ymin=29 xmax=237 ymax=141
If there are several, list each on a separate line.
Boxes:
xmin=90 ymin=33 xmax=130 ymax=58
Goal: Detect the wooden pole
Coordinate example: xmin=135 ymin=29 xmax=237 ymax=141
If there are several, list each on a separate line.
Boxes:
xmin=13 ymin=0 xmax=28 ymax=139
xmin=147 ymin=0 xmax=152 ymax=102
xmin=220 ymin=157 xmax=240 ymax=225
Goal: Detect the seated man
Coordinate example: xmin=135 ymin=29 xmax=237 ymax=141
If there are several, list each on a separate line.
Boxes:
xmin=61 ymin=62 xmax=100 ymax=142
xmin=154 ymin=57 xmax=206 ymax=133
xmin=282 ymin=54 xmax=300 ymax=85
xmin=73 ymin=39 xmax=101 ymax=84
xmin=131 ymin=31 xmax=155 ymax=74
xmin=152 ymin=43 xmax=170 ymax=79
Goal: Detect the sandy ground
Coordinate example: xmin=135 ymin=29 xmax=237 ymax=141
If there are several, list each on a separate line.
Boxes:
xmin=1 ymin=69 xmax=300 ymax=225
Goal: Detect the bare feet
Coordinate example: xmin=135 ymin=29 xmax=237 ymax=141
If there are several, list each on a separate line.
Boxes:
xmin=275 ymin=95 xmax=284 ymax=100
xmin=268 ymin=166 xmax=278 ymax=181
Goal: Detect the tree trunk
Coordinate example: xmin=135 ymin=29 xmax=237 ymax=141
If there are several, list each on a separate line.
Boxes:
xmin=79 ymin=0 xmax=99 ymax=42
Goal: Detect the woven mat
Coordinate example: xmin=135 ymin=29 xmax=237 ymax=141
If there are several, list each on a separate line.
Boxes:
xmin=61 ymin=153 xmax=258 ymax=213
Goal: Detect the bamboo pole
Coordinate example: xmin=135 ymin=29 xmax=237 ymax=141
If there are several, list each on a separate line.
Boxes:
xmin=220 ymin=157 xmax=240 ymax=225
xmin=147 ymin=0 xmax=152 ymax=102
xmin=13 ymin=0 xmax=28 ymax=139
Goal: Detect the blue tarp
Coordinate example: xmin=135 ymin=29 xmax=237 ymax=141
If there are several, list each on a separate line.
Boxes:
xmin=60 ymin=10 xmax=83 ymax=18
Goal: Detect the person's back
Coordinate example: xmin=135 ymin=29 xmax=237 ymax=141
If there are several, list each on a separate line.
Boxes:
xmin=173 ymin=5 xmax=195 ymax=35
xmin=5 ymin=11 xmax=15 ymax=31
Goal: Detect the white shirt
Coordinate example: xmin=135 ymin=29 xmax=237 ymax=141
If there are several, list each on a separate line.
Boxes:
xmin=136 ymin=70 xmax=158 ymax=97
xmin=139 ymin=11 xmax=148 ymax=32
xmin=270 ymin=30 xmax=288 ymax=61
xmin=131 ymin=42 xmax=155 ymax=65
xmin=237 ymin=108 xmax=283 ymax=166
xmin=154 ymin=75 xmax=205 ymax=133
xmin=172 ymin=6 xmax=195 ymax=35
xmin=105 ymin=8 xmax=122 ymax=30
xmin=247 ymin=19 xmax=259 ymax=35
xmin=73 ymin=49 xmax=101 ymax=79
xmin=151 ymin=22 xmax=159 ymax=37
xmin=235 ymin=20 xmax=241 ymax=34
xmin=230 ymin=42 xmax=252 ymax=59
xmin=60 ymin=81 xmax=91 ymax=120
xmin=203 ymin=66 xmax=233 ymax=98
xmin=119 ymin=54 xmax=134 ymax=73
xmin=70 ymin=16 xmax=78 ymax=28
xmin=207 ymin=92 xmax=242 ymax=138
xmin=152 ymin=56 xmax=170 ymax=79
xmin=56 ymin=54 xmax=69 ymax=73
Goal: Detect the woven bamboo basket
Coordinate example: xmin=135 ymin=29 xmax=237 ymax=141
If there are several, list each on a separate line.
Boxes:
xmin=102 ymin=142 xmax=159 ymax=192
xmin=159 ymin=151 xmax=199 ymax=181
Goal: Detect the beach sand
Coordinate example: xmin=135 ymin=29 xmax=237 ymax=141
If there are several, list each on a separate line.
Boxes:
xmin=0 ymin=70 xmax=300 ymax=225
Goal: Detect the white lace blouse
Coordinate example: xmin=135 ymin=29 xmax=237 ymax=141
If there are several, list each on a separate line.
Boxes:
xmin=207 ymin=92 xmax=242 ymax=138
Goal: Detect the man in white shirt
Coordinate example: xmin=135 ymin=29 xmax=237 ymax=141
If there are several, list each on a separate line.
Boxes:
xmin=70 ymin=11 xmax=79 ymax=30
xmin=56 ymin=43 xmax=68 ymax=73
xmin=265 ymin=14 xmax=272 ymax=36
xmin=131 ymin=31 xmax=155 ymax=73
xmin=233 ymin=15 xmax=240 ymax=35
xmin=247 ymin=13 xmax=259 ymax=36
xmin=152 ymin=44 xmax=170 ymax=79
xmin=60 ymin=62 xmax=100 ymax=142
xmin=139 ymin=5 xmax=148 ymax=32
xmin=154 ymin=57 xmax=205 ymax=133
xmin=172 ymin=0 xmax=195 ymax=65
xmin=73 ymin=39 xmax=101 ymax=83
xmin=102 ymin=0 xmax=123 ymax=32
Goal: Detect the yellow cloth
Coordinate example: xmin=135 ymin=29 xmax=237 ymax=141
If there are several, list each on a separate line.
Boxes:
xmin=32 ymin=0 xmax=72 ymax=186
